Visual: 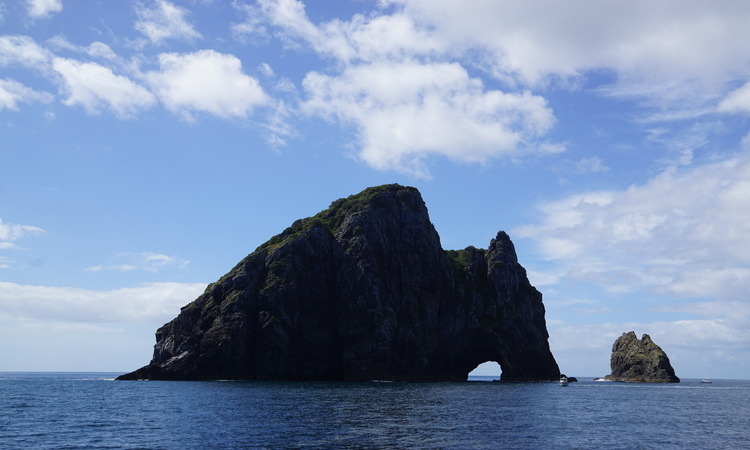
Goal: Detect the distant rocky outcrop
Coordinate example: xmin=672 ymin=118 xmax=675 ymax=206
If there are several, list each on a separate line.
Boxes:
xmin=605 ymin=332 xmax=679 ymax=383
xmin=118 ymin=184 xmax=560 ymax=382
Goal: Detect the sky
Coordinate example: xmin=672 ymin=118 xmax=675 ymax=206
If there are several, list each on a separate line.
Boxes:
xmin=1 ymin=0 xmax=749 ymax=379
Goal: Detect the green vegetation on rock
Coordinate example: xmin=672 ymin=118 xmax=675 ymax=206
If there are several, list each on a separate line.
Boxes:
xmin=446 ymin=246 xmax=486 ymax=271
xmin=255 ymin=184 xmax=414 ymax=254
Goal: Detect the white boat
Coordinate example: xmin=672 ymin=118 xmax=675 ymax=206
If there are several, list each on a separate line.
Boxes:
xmin=700 ymin=379 xmax=712 ymax=384
xmin=559 ymin=376 xmax=569 ymax=386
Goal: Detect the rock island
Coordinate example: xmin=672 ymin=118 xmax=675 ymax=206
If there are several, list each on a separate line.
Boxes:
xmin=118 ymin=184 xmax=560 ymax=382
xmin=605 ymin=331 xmax=679 ymax=383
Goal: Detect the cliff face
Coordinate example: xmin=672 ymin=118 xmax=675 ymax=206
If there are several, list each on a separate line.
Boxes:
xmin=118 ymin=184 xmax=560 ymax=382
xmin=605 ymin=332 xmax=679 ymax=383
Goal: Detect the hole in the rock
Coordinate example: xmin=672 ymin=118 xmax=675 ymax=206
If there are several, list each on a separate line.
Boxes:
xmin=468 ymin=361 xmax=502 ymax=381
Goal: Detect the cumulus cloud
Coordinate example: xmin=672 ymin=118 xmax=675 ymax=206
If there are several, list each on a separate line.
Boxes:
xmin=26 ymin=0 xmax=62 ymax=19
xmin=0 ymin=78 xmax=52 ymax=110
xmin=147 ymin=49 xmax=269 ymax=120
xmin=517 ymin=153 xmax=750 ymax=301
xmin=134 ymin=0 xmax=201 ymax=45
xmin=0 ymin=281 xmax=206 ymax=323
xmin=240 ymin=0 xmax=561 ymax=176
xmin=303 ymin=61 xmax=557 ymax=177
xmin=86 ymin=252 xmax=190 ymax=273
xmin=52 ymin=57 xmax=156 ymax=117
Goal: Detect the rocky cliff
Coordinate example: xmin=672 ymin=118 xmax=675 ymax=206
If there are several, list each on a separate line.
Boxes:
xmin=605 ymin=331 xmax=679 ymax=383
xmin=118 ymin=184 xmax=560 ymax=382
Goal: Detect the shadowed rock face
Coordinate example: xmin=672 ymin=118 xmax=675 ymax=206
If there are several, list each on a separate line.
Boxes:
xmin=605 ymin=332 xmax=680 ymax=383
xmin=118 ymin=184 xmax=560 ymax=382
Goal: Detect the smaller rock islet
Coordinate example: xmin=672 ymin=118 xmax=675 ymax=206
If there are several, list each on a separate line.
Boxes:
xmin=605 ymin=331 xmax=679 ymax=383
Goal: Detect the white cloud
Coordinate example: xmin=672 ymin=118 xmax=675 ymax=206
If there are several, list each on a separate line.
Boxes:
xmin=303 ymin=61 xmax=556 ymax=177
xmin=231 ymin=2 xmax=270 ymax=43
xmin=0 ymin=257 xmax=15 ymax=269
xmin=259 ymin=62 xmax=274 ymax=77
xmin=553 ymin=156 xmax=611 ymax=185
xmin=261 ymin=99 xmax=295 ymax=148
xmin=235 ymin=1 xmax=750 ymax=167
xmin=0 ymin=218 xmax=44 ymax=269
xmin=86 ymin=252 xmax=190 ymax=273
xmin=237 ymin=0 xmax=562 ymax=176
xmin=658 ymin=300 xmax=750 ymax=328
xmin=719 ymin=81 xmax=750 ymax=114
xmin=134 ymin=0 xmax=201 ymax=45
xmin=0 ymin=78 xmax=52 ymax=110
xmin=26 ymin=0 xmax=62 ymax=19
xmin=517 ymin=153 xmax=750 ymax=301
xmin=574 ymin=156 xmax=609 ymax=174
xmin=46 ymin=36 xmax=117 ymax=61
xmin=0 ymin=35 xmax=51 ymax=68
xmin=52 ymin=57 xmax=156 ymax=117
xmin=0 ymin=281 xmax=207 ymax=323
xmin=239 ymin=0 xmax=443 ymax=63
xmin=393 ymin=1 xmax=750 ymax=91
xmin=274 ymin=77 xmax=295 ymax=93
xmin=0 ymin=218 xmax=45 ymax=250
xmin=147 ymin=49 xmax=269 ymax=120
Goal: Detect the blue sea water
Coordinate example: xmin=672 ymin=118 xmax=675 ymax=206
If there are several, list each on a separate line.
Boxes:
xmin=1 ymin=373 xmax=749 ymax=449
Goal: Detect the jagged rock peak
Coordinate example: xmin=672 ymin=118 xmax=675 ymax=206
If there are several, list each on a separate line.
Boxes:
xmin=117 ymin=184 xmax=560 ymax=382
xmin=605 ymin=331 xmax=679 ymax=383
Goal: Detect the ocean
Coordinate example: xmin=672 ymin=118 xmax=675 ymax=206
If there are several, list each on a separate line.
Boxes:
xmin=1 ymin=373 xmax=748 ymax=449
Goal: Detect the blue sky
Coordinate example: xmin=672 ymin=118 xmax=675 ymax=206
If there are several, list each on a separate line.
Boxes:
xmin=2 ymin=0 xmax=750 ymax=379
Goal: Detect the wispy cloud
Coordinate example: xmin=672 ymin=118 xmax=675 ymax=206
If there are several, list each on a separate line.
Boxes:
xmin=517 ymin=153 xmax=750 ymax=302
xmin=86 ymin=252 xmax=190 ymax=273
xmin=134 ymin=0 xmax=201 ymax=45
xmin=46 ymin=36 xmax=117 ymax=61
xmin=0 ymin=78 xmax=52 ymax=110
xmin=0 ymin=218 xmax=45 ymax=252
xmin=0 ymin=281 xmax=207 ymax=323
xmin=0 ymin=256 xmax=15 ymax=269
xmin=719 ymin=81 xmax=750 ymax=114
xmin=574 ymin=156 xmax=609 ymax=174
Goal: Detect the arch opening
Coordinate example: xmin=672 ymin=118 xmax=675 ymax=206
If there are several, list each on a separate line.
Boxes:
xmin=468 ymin=361 xmax=502 ymax=381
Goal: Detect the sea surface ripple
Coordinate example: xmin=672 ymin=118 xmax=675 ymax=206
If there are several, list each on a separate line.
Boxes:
xmin=1 ymin=373 xmax=748 ymax=449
